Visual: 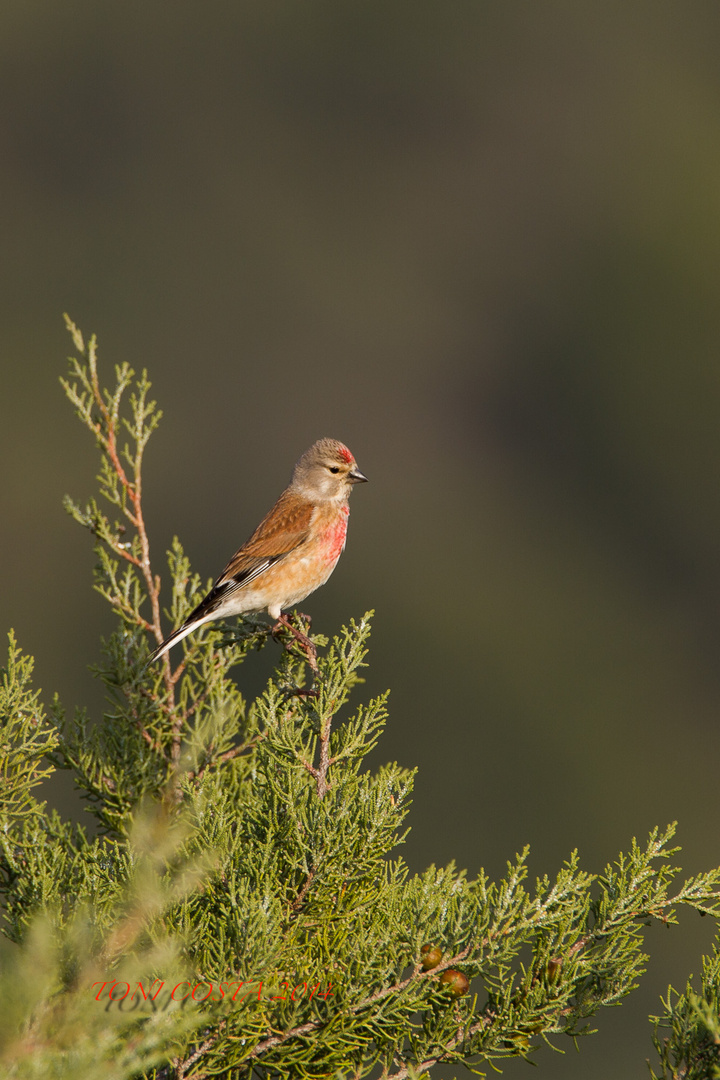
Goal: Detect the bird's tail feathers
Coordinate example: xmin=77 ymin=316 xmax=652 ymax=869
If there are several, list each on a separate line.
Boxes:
xmin=149 ymin=611 xmax=217 ymax=663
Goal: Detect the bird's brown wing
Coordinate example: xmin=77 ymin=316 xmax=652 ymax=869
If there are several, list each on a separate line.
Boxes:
xmin=185 ymin=491 xmax=314 ymax=620
xmin=219 ymin=489 xmax=314 ymax=581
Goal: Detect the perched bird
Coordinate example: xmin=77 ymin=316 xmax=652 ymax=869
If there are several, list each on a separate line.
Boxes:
xmin=151 ymin=438 xmax=368 ymax=664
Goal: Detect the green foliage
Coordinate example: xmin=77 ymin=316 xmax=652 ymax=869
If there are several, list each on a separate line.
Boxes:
xmin=650 ymin=934 xmax=720 ymax=1079
xmin=0 ymin=812 xmax=214 ymax=1079
xmin=1 ymin=319 xmax=720 ymax=1078
xmin=0 ymin=632 xmax=58 ymax=834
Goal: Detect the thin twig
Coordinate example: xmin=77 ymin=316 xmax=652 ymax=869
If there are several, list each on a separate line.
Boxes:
xmin=169 ymin=950 xmax=473 ymax=1077
xmin=188 ymin=736 xmax=265 ymax=783
xmin=84 ymin=339 xmax=177 ymax=712
xmin=245 ymin=949 xmax=471 ymax=1062
xmin=174 ymin=1027 xmax=224 ymax=1080
xmin=300 ymin=718 xmax=334 ymax=799
xmin=290 ymin=867 xmax=316 ymax=914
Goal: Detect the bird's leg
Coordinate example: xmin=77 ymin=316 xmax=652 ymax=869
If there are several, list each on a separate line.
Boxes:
xmin=271 ymin=612 xmax=318 ymax=673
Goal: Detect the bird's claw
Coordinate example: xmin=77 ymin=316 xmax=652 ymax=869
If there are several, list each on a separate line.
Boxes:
xmin=271 ymin=612 xmax=318 ymax=673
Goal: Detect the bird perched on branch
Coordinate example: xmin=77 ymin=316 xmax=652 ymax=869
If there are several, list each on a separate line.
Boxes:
xmin=150 ymin=438 xmax=368 ymax=666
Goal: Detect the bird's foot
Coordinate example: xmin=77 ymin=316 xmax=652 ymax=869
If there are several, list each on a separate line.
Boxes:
xmin=271 ymin=612 xmax=318 ymax=673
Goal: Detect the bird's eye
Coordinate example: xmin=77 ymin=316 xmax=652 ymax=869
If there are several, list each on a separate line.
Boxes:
xmin=328 ymin=466 xmax=340 ymax=474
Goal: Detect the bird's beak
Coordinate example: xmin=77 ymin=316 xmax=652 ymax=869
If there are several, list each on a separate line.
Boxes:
xmin=349 ymin=467 xmax=369 ymax=484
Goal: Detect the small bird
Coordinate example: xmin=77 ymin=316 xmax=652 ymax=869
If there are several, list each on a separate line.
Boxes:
xmin=151 ymin=438 xmax=368 ymax=665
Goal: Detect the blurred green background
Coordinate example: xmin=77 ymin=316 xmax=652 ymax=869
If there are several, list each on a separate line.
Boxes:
xmin=3 ymin=2 xmax=720 ymax=1075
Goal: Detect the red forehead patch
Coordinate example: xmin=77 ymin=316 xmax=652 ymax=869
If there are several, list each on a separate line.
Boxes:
xmin=337 ymin=443 xmax=354 ymax=464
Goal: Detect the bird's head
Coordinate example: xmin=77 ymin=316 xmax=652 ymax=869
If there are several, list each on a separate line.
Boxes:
xmin=291 ymin=438 xmax=368 ymax=501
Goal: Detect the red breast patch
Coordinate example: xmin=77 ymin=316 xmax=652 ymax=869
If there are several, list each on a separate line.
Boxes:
xmin=324 ymin=508 xmax=349 ymax=563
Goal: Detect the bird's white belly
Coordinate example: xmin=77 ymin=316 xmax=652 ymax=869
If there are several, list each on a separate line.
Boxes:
xmin=216 ymin=547 xmax=337 ymax=620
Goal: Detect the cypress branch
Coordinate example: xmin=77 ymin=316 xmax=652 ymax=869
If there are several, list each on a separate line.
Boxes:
xmin=0 ymin=320 xmax=719 ymax=1078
